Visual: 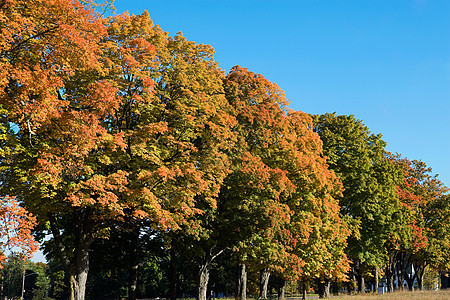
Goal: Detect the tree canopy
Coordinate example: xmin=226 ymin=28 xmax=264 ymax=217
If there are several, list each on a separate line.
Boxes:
xmin=0 ymin=2 xmax=449 ymax=300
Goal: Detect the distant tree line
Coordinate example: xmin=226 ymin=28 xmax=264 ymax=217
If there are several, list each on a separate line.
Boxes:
xmin=1 ymin=1 xmax=449 ymax=300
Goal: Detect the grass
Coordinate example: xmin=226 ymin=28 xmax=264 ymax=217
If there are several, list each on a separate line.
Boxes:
xmin=332 ymin=290 xmax=450 ymax=299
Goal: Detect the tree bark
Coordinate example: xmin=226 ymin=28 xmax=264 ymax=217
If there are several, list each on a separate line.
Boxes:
xmin=354 ymin=260 xmax=365 ymax=294
xmin=357 ymin=275 xmax=365 ymax=294
xmin=259 ymin=269 xmax=270 ymax=299
xmin=405 ymin=275 xmax=415 ymax=291
xmin=236 ymin=263 xmax=247 ymax=300
xmin=416 ymin=263 xmax=427 ymax=291
xmin=302 ymin=282 xmax=307 ymax=300
xmin=374 ymin=267 xmax=379 ymax=293
xmin=318 ymin=279 xmax=331 ymax=299
xmin=198 ymin=256 xmax=212 ymax=300
xmin=418 ymin=271 xmax=424 ymax=291
xmin=396 ymin=265 xmax=406 ymax=291
xmin=278 ymin=279 xmax=285 ymax=299
xmin=198 ymin=248 xmax=226 ymax=300
xmin=396 ymin=251 xmax=411 ymax=291
xmin=169 ymin=248 xmax=178 ymax=300
xmin=386 ymin=254 xmax=397 ymax=293
xmin=128 ymin=226 xmax=140 ymax=300
xmin=49 ymin=211 xmax=94 ymax=300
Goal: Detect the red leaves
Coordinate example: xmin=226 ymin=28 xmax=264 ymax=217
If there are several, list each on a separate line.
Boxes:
xmin=408 ymin=221 xmax=428 ymax=251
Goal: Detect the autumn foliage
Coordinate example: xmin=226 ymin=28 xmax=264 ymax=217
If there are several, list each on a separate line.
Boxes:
xmin=0 ymin=1 xmax=449 ymax=299
xmin=0 ymin=196 xmax=38 ymax=263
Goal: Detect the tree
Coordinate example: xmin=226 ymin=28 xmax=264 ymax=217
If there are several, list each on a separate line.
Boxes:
xmin=313 ymin=113 xmax=404 ymax=294
xmin=1 ymin=6 xmax=233 ymax=300
xmin=102 ymin=11 xmax=235 ymax=300
xmin=0 ymin=255 xmax=49 ymax=299
xmin=424 ymin=194 xmax=450 ymax=278
xmin=0 ymin=196 xmax=38 ymax=263
xmin=1 ymin=1 xmax=109 ymax=298
xmin=221 ymin=68 xmax=348 ymax=300
xmin=388 ymin=156 xmax=449 ymax=291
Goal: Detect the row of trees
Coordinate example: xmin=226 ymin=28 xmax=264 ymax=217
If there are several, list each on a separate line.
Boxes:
xmin=0 ymin=1 xmax=449 ymax=299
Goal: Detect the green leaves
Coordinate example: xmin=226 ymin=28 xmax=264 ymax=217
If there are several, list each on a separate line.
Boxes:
xmin=313 ymin=113 xmax=403 ymax=268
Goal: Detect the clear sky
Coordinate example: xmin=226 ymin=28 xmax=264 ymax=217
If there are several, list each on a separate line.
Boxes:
xmin=111 ymin=0 xmax=450 ymax=186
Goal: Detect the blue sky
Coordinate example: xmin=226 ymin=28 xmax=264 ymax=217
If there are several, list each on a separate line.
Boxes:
xmin=111 ymin=0 xmax=450 ymax=186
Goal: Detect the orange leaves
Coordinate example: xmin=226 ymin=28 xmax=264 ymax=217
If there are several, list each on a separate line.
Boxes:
xmin=222 ymin=67 xmax=348 ymax=280
xmin=1 ymin=0 xmax=107 ymax=131
xmin=2 ymin=3 xmax=351 ymax=285
xmin=86 ymin=80 xmax=119 ymax=116
xmin=238 ymin=151 xmax=295 ymax=199
xmin=67 ymin=171 xmax=129 ymax=215
xmin=0 ymin=196 xmax=38 ymax=262
xmin=408 ymin=221 xmax=428 ymax=251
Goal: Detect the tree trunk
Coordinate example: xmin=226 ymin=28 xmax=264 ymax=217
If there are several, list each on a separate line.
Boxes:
xmin=318 ymin=279 xmax=330 ymax=299
xmin=418 ymin=271 xmax=424 ymax=291
xmin=278 ymin=279 xmax=285 ymax=299
xmin=405 ymin=276 xmax=414 ymax=291
xmin=128 ymin=226 xmax=140 ymax=300
xmin=387 ymin=271 xmax=394 ymax=293
xmin=440 ymin=271 xmax=450 ymax=289
xmin=396 ymin=265 xmax=405 ymax=291
xmin=259 ymin=269 xmax=270 ymax=299
xmin=49 ymin=212 xmax=94 ymax=300
xmin=302 ymin=282 xmax=307 ymax=300
xmin=374 ymin=267 xmax=379 ymax=293
xmin=236 ymin=263 xmax=247 ymax=300
xmin=67 ymin=239 xmax=90 ymax=300
xmin=416 ymin=264 xmax=427 ymax=291
xmin=354 ymin=260 xmax=365 ymax=294
xmin=357 ymin=275 xmax=365 ymax=294
xmin=197 ymin=248 xmax=226 ymax=300
xmin=386 ymin=254 xmax=397 ymax=293
xmin=198 ymin=256 xmax=212 ymax=300
xmin=169 ymin=248 xmax=178 ymax=300
xmin=346 ymin=281 xmax=352 ymax=295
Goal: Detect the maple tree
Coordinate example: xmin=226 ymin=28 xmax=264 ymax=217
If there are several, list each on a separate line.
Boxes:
xmin=0 ymin=196 xmax=38 ymax=263
xmin=101 ymin=11 xmax=234 ymax=300
xmin=222 ymin=66 xmax=296 ymax=300
xmin=313 ymin=113 xmax=405 ymax=294
xmin=1 ymin=4 xmax=233 ymax=300
xmin=5 ymin=1 xmax=448 ymax=299
xmin=164 ymin=66 xmax=348 ymax=300
xmin=1 ymin=1 xmax=111 ymax=298
xmin=392 ymin=156 xmax=449 ymax=291
xmin=220 ymin=67 xmax=348 ymax=300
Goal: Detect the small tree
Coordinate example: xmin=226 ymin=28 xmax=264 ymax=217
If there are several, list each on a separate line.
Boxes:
xmin=0 ymin=196 xmax=38 ymax=263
